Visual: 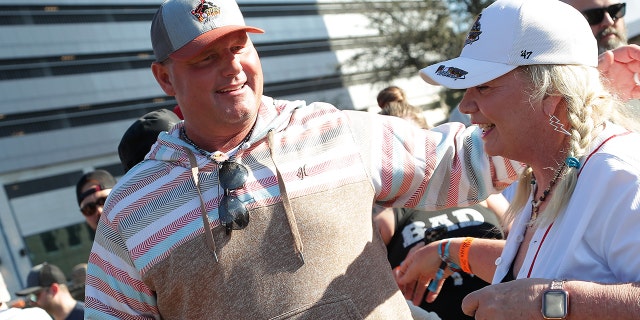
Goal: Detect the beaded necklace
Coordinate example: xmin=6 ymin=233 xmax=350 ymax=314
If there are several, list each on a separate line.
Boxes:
xmin=530 ymin=161 xmax=566 ymax=220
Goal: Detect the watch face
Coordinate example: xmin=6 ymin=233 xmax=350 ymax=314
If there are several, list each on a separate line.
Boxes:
xmin=542 ymin=290 xmax=568 ymax=319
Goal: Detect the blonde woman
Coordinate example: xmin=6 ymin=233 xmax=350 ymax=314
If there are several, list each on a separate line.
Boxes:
xmin=395 ymin=0 xmax=640 ymax=319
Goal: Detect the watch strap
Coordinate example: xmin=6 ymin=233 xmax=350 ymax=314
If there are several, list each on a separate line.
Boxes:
xmin=542 ymin=279 xmax=569 ymax=319
xmin=550 ymin=279 xmax=565 ymax=290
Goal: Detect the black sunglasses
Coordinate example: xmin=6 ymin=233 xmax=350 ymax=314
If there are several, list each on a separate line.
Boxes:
xmin=80 ymin=196 xmax=107 ymax=217
xmin=582 ymin=3 xmax=626 ymax=26
xmin=218 ymin=161 xmax=250 ymax=232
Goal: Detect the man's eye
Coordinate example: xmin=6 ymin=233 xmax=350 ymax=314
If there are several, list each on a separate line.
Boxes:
xmin=193 ymin=54 xmax=215 ymax=64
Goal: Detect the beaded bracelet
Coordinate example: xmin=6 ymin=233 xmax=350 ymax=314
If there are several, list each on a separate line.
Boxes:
xmin=459 ymin=237 xmax=474 ymax=274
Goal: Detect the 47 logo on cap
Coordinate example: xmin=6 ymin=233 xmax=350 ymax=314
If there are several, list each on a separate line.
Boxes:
xmin=192 ymin=0 xmax=221 ymax=22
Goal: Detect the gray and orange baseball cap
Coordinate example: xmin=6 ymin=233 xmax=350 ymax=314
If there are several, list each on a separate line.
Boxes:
xmin=151 ymin=0 xmax=264 ymax=62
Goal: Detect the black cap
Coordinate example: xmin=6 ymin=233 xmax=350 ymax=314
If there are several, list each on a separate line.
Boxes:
xmin=75 ymin=170 xmax=117 ymax=205
xmin=118 ymin=109 xmax=180 ymax=173
xmin=15 ymin=263 xmax=67 ymax=296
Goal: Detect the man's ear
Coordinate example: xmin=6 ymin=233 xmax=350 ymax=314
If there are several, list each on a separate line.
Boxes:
xmin=151 ymin=62 xmax=176 ymax=96
xmin=48 ymin=283 xmax=60 ymax=294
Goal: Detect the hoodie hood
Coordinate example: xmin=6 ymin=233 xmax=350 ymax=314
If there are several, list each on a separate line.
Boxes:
xmin=148 ymin=96 xmax=302 ymax=166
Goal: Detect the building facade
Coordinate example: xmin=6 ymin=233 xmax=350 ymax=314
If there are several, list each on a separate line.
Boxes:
xmin=0 ymin=0 xmax=442 ymax=295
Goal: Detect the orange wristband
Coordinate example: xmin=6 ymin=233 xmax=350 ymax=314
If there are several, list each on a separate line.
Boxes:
xmin=459 ymin=237 xmax=474 ymax=274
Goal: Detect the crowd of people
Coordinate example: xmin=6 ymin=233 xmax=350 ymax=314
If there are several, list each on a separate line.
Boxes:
xmin=3 ymin=0 xmax=639 ymax=319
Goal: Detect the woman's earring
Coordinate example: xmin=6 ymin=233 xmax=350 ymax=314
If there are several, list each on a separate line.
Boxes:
xmin=549 ymin=115 xmax=571 ymax=136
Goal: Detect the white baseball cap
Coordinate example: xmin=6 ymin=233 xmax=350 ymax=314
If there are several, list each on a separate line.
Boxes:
xmin=151 ymin=0 xmax=264 ymax=62
xmin=420 ymin=0 xmax=597 ymax=89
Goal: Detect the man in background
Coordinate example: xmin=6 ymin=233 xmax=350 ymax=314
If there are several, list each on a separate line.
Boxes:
xmin=0 ymin=272 xmax=51 ymax=319
xmin=67 ymin=264 xmax=86 ymax=302
xmin=75 ymin=170 xmax=116 ymax=231
xmin=564 ymin=0 xmax=628 ymax=53
xmin=15 ymin=263 xmax=83 ymax=320
xmin=118 ymin=108 xmax=181 ymax=173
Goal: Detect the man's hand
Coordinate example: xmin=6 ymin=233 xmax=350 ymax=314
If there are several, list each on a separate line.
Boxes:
xmin=461 ymin=278 xmax=549 ymax=320
xmin=598 ymin=44 xmax=640 ymax=101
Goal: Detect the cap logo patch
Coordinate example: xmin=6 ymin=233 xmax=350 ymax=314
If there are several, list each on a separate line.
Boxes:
xmin=435 ymin=65 xmax=468 ymax=80
xmin=191 ymin=0 xmax=221 ymax=22
xmin=465 ymin=14 xmax=482 ymax=46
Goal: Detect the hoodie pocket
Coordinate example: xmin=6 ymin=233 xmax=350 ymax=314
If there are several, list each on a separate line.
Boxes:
xmin=270 ymin=295 xmax=362 ymax=320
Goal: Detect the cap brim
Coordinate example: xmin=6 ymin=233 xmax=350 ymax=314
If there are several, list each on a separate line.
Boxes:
xmin=169 ymin=25 xmax=264 ymax=61
xmin=15 ymin=286 xmax=43 ymax=296
xmin=419 ymin=56 xmax=517 ymax=89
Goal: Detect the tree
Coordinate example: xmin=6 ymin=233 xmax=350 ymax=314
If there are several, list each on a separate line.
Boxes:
xmin=342 ymin=0 xmax=493 ymax=111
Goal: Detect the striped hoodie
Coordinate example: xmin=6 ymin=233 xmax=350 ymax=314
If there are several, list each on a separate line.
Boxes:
xmin=86 ymin=96 xmax=521 ymax=319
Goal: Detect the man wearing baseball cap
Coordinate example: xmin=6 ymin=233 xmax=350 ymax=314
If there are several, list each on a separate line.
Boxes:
xmin=15 ymin=263 xmax=83 ymax=320
xmin=84 ymin=0 xmax=640 ymax=319
xmin=563 ymin=0 xmax=628 ymax=54
xmin=118 ymin=108 xmax=181 ymax=173
xmin=75 ymin=170 xmax=116 ymax=231
xmin=1 ymin=272 xmax=52 ymax=319
xmin=84 ymin=0 xmax=522 ymax=318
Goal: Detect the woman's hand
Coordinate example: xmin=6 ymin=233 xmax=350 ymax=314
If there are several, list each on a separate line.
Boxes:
xmin=394 ymin=241 xmax=449 ymax=306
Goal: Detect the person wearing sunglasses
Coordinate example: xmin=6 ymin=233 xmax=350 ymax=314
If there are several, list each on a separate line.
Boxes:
xmin=84 ymin=0 xmax=640 ymax=319
xmin=15 ymin=263 xmax=84 ymax=320
xmin=0 ymin=272 xmax=52 ymax=320
xmin=75 ymin=169 xmax=116 ymax=231
xmin=564 ymin=0 xmax=628 ymax=54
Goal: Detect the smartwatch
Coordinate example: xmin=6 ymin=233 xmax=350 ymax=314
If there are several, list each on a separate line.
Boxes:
xmin=542 ymin=280 xmax=569 ymax=319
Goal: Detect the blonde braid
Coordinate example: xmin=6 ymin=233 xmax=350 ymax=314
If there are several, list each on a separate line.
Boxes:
xmin=504 ymin=65 xmax=613 ymax=228
xmin=536 ymin=67 xmax=593 ymax=226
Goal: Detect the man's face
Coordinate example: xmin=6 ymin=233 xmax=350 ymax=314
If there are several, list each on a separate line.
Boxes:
xmin=564 ymin=0 xmax=628 ymax=53
xmin=151 ymin=31 xmax=264 ymax=135
xmin=79 ymin=184 xmax=111 ymax=231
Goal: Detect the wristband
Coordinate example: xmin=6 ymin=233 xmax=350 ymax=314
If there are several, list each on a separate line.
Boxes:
xmin=438 ymin=239 xmax=462 ymax=273
xmin=459 ymin=237 xmax=474 ymax=274
xmin=428 ymin=261 xmax=448 ymax=292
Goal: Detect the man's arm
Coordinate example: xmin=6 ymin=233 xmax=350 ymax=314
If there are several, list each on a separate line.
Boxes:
xmin=462 ymin=278 xmax=640 ymax=320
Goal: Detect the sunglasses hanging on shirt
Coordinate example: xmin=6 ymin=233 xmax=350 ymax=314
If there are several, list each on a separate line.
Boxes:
xmin=218 ymin=160 xmax=251 ymax=233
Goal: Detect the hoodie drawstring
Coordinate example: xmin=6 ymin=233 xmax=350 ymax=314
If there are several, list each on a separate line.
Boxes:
xmin=267 ymin=130 xmax=305 ymax=264
xmin=184 ymin=131 xmax=305 ymax=265
xmin=185 ymin=147 xmax=219 ymax=263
